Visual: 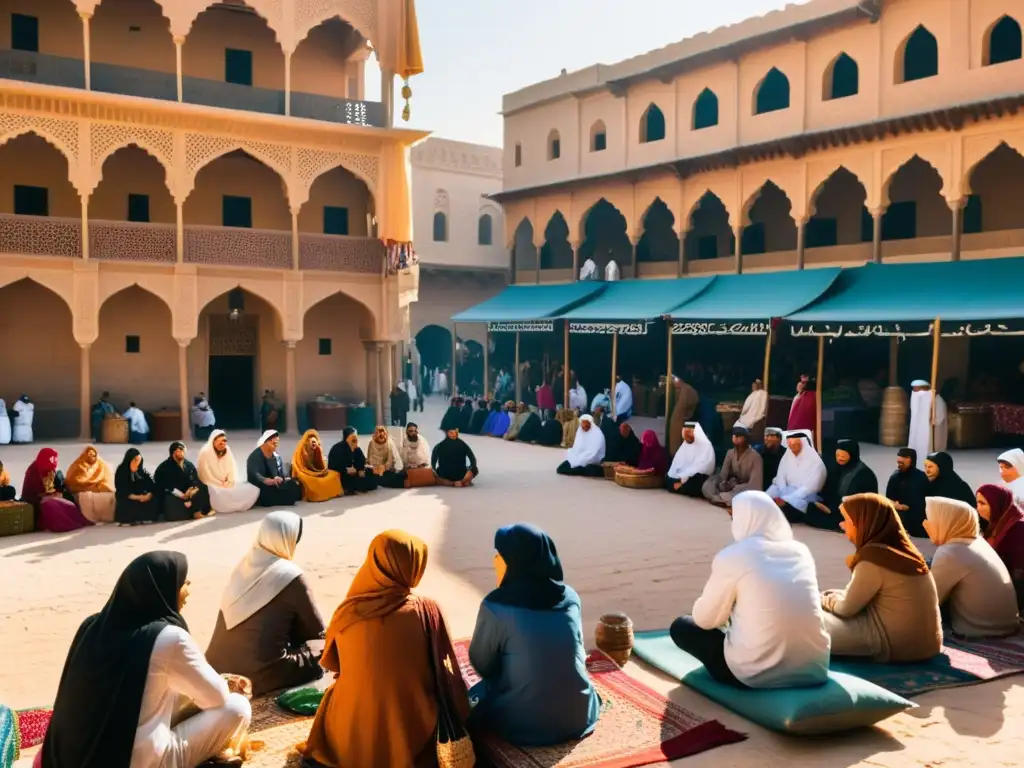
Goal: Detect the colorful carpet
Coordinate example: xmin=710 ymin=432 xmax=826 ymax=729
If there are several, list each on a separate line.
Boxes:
xmin=831 ymin=631 xmax=1024 ymax=697
xmin=453 ymin=640 xmax=746 ymax=768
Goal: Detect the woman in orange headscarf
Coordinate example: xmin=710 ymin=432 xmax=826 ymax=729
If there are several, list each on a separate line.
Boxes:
xmin=302 ymin=530 xmax=470 ymax=767
xmin=64 ymin=445 xmax=116 ymax=523
xmin=820 ymin=492 xmax=941 ymax=663
xmin=291 ymin=429 xmax=342 ymax=502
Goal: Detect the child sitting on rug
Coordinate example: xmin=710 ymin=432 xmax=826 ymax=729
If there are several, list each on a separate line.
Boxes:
xmin=671 ymin=491 xmax=831 ymax=689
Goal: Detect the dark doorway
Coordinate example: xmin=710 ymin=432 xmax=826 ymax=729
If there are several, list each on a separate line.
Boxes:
xmin=209 ymin=355 xmax=256 ymax=428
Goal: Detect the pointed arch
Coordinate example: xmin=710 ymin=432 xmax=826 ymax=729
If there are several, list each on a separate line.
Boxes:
xmin=807 ymin=167 xmax=871 ymax=248
xmin=301 ymin=285 xmax=377 ymax=331
xmin=540 ymin=211 xmax=572 ymax=270
xmin=754 ymin=67 xmax=790 ymax=115
xmin=547 ymin=129 xmax=562 ymax=161
xmin=172 ymin=0 xmax=285 ymax=46
xmin=985 ymin=15 xmax=1023 ymax=66
xmin=639 ymin=103 xmax=666 ymax=143
xmin=293 ymin=1 xmax=376 ymax=51
xmin=98 ymin=273 xmax=175 ymax=311
xmin=185 ymin=143 xmax=291 ymax=194
xmin=824 ymin=53 xmax=859 ymax=101
xmin=0 ymin=128 xmax=77 ymax=188
xmin=965 ymin=142 xmax=1024 ymax=234
xmin=590 ymin=120 xmax=608 ymax=152
xmin=881 ymin=155 xmax=949 ymax=241
xmin=692 ymin=88 xmax=719 ymax=131
xmin=897 ymin=25 xmax=939 ymax=83
xmin=197 ymin=280 xmax=285 ymax=329
xmin=683 ymin=192 xmax=733 ymax=261
xmin=637 ymin=198 xmax=678 ymax=263
xmin=0 ymin=272 xmax=74 ymax=312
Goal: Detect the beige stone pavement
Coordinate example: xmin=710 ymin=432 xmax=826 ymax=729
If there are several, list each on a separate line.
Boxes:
xmin=1 ymin=399 xmax=1021 ymax=767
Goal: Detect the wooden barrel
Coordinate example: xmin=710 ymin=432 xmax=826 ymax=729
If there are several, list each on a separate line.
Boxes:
xmin=879 ymin=386 xmax=909 ymax=446
xmin=101 ymin=417 xmax=129 ymax=444
xmin=595 ymin=612 xmax=634 ymax=667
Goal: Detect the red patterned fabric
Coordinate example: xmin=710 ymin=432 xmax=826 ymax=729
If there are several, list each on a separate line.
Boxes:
xmin=17 ymin=708 xmax=51 ymax=749
xmin=990 ymin=403 xmax=1024 ymax=436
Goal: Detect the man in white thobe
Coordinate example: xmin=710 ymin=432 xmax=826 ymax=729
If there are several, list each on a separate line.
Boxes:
xmin=568 ymin=381 xmax=588 ymax=412
xmin=122 ymin=401 xmax=150 ymax=444
xmin=197 ymin=429 xmax=260 ymax=514
xmin=908 ymin=379 xmax=947 ymax=470
xmin=735 ymin=379 xmax=768 ymax=441
xmin=12 ymin=395 xmax=33 ymax=444
xmin=766 ymin=430 xmax=827 ymax=522
xmin=613 ymin=377 xmax=633 ymax=422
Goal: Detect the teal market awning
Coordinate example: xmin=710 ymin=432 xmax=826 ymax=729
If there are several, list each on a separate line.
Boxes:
xmin=786 ymin=257 xmax=1024 ymax=337
xmin=559 ymin=276 xmax=716 ymax=335
xmin=670 ymin=267 xmax=842 ymax=335
xmin=451 ymin=282 xmax=608 ymax=331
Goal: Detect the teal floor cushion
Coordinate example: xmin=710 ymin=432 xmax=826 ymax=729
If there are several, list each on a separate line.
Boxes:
xmin=632 ymin=630 xmax=915 ymax=735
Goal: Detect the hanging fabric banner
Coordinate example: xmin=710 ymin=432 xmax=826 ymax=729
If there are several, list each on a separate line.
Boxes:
xmin=671 ymin=321 xmax=770 ymax=336
xmin=487 ymin=321 xmax=555 ymax=333
xmin=569 ymin=322 xmax=649 ymax=336
xmin=789 ymin=320 xmax=1024 ymax=339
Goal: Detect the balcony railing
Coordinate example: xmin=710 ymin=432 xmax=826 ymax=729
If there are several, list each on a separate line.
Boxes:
xmin=299 ymin=233 xmax=383 ymax=273
xmin=0 ymin=50 xmax=385 ymax=127
xmin=184 ymin=225 xmax=292 ymax=269
xmin=91 ymin=220 xmax=176 ymax=263
xmin=0 ymin=213 xmax=82 ymax=258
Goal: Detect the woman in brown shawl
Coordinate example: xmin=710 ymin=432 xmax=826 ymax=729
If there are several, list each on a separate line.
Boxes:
xmin=820 ymin=493 xmax=942 ymax=662
xmin=291 ymin=430 xmax=342 ymax=502
xmin=64 ymin=445 xmax=116 ymax=523
xmin=366 ymin=425 xmax=407 ymax=489
xmin=301 ymin=530 xmax=470 ymax=767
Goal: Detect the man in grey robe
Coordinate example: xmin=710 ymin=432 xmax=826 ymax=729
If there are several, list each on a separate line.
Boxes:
xmin=702 ymin=425 xmax=764 ymax=507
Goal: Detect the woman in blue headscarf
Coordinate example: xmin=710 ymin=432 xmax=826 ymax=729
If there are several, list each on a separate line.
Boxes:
xmin=467 ymin=524 xmax=600 ymax=746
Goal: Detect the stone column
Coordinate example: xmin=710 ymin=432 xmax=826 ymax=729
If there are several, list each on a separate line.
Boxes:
xmin=676 ymin=229 xmax=687 ymax=277
xmin=79 ymin=12 xmax=92 ymax=90
xmin=79 ymin=343 xmax=91 ymax=440
xmin=950 ymin=199 xmax=964 ymax=262
xmin=795 ymin=217 xmax=807 ymax=270
xmin=630 ymin=236 xmax=640 ymax=279
xmin=381 ymin=69 xmax=395 ymax=128
xmin=571 ymin=240 xmax=580 ymax=282
xmin=285 ymin=341 xmax=297 ymax=436
xmin=175 ymin=201 xmax=185 ymax=263
xmin=364 ymin=344 xmax=374 ymax=405
xmin=290 ymin=210 xmax=300 ymax=270
xmin=284 ymin=53 xmax=292 ymax=116
xmin=871 ymin=208 xmax=884 ymax=264
xmin=176 ymin=339 xmax=190 ymax=441
xmin=733 ymin=225 xmax=744 ymax=274
xmin=375 ymin=342 xmax=386 ymax=425
xmin=174 ymin=38 xmax=184 ymax=102
xmin=81 ymin=197 xmax=90 ymax=260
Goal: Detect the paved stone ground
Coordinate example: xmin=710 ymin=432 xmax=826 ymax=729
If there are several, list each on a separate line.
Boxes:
xmin=2 ymin=397 xmax=1020 ymax=767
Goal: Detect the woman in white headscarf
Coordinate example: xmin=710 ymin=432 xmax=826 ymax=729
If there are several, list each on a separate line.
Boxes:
xmin=998 ymin=448 xmax=1024 ymax=506
xmin=206 ymin=511 xmax=326 ymax=695
xmin=666 ymin=422 xmax=716 ymax=497
xmin=0 ymin=398 xmax=10 ymax=444
xmin=556 ymin=415 xmax=606 ymax=478
xmin=670 ymin=490 xmax=830 ymax=688
xmin=197 ymin=429 xmax=261 ymax=514
xmin=766 ymin=430 xmax=828 ymax=523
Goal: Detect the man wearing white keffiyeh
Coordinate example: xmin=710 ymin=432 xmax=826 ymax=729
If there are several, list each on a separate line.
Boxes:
xmin=765 ymin=430 xmax=827 ymax=523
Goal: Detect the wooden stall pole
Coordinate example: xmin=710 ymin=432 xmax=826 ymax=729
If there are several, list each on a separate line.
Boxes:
xmin=610 ymin=331 xmax=619 ymax=420
xmin=483 ymin=328 xmax=490 ymax=398
xmin=815 ymin=335 xmax=824 ymax=454
xmin=451 ymin=323 xmax=458 ymax=396
xmin=762 ymin=324 xmax=773 ymax=397
xmin=563 ymin=321 xmax=570 ymax=406
xmin=930 ymin=316 xmax=941 ymax=451
xmin=888 ymin=336 xmax=898 ymax=387
xmin=514 ymin=331 xmax=521 ymax=403
xmin=665 ymin=322 xmax=674 ymax=419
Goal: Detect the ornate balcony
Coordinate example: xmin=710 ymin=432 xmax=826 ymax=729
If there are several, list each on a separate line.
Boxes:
xmin=184 ymin=225 xmax=292 ymax=269
xmin=0 ymin=213 xmax=82 ymax=258
xmin=90 ymin=220 xmax=176 ymax=263
xmin=299 ymin=234 xmax=383 ymax=273
xmin=0 ymin=50 xmax=385 ymax=127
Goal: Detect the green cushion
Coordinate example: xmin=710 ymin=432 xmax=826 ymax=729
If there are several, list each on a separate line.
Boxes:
xmin=275 ymin=685 xmax=324 ymax=716
xmin=633 ymin=630 xmax=915 ymax=735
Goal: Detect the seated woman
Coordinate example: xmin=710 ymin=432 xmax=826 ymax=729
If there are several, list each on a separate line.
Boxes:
xmin=40 ymin=552 xmax=251 ymax=768
xmin=467 ymin=400 xmax=489 ymax=434
xmin=635 ymin=430 xmax=669 ymax=477
xmin=561 ymin=410 xmax=580 ymax=449
xmin=301 ymin=530 xmax=470 ymax=767
xmin=327 ymin=427 xmax=377 ymax=494
xmin=666 ymin=422 xmax=716 ymax=497
xmin=114 ymin=448 xmax=160 ymax=525
xmin=923 ymin=497 xmax=1019 ymax=639
xmin=516 ymin=409 xmax=545 ymax=444
xmin=366 ymin=426 xmax=407 ymax=489
xmin=64 ymin=445 xmax=116 ymax=523
xmin=976 ymin=484 xmax=1024 ymax=610
xmin=820 ymin=493 xmax=942 ymax=663
xmin=291 ymin=429 xmax=343 ymax=502
xmin=504 ymin=403 xmax=530 ymax=441
xmin=247 ymin=431 xmax=304 ymax=507
xmin=432 ymin=428 xmax=479 ymax=487
xmin=487 ymin=402 xmax=513 ymax=438
xmin=538 ymin=415 xmax=563 ymax=446
xmin=556 ymin=415 xmax=606 ymax=478
xmin=439 ymin=397 xmax=463 ymax=432
xmin=154 ymin=442 xmax=213 ymax=522
xmin=196 ymin=430 xmax=261 ymax=514
xmin=207 ymin=511 xmax=326 ymax=695
xmin=21 ymin=448 xmax=92 ymax=533
xmin=481 ymin=401 xmax=501 ymax=435
xmin=670 ymin=491 xmax=830 ymax=689
xmin=0 ymin=459 xmax=14 ymax=501
xmin=924 ymin=451 xmax=976 ymax=507
xmin=469 ymin=524 xmax=600 ymax=745
xmin=805 ymin=439 xmax=878 ymax=532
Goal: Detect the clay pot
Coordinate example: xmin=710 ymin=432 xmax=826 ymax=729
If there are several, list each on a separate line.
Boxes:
xmin=595 ymin=612 xmax=634 ymax=667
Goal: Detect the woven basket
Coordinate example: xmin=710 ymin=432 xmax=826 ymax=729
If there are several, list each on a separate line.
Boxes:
xmin=614 ymin=469 xmax=662 ymax=490
xmin=601 ymin=461 xmax=619 ymax=480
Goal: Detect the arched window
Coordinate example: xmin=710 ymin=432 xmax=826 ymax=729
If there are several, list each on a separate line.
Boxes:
xmin=590 ymin=120 xmax=607 ymax=152
xmin=754 ymin=68 xmax=790 ymax=114
xmin=478 ymin=213 xmax=493 ymax=246
xmin=986 ymin=16 xmax=1023 ymax=66
xmin=547 ymin=129 xmax=561 ymax=161
xmin=692 ymin=88 xmax=719 ymax=130
xmin=639 ymin=104 xmax=666 ymax=143
xmin=514 ymin=142 xmax=522 ymax=167
xmin=825 ymin=53 xmax=859 ymax=100
xmin=899 ymin=26 xmax=939 ymax=83
xmin=432 ymin=211 xmax=447 ymax=242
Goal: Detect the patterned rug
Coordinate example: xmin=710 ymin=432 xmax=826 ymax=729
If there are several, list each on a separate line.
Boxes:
xmin=831 ymin=631 xmax=1024 ymax=697
xmin=453 ymin=641 xmax=746 ymax=768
